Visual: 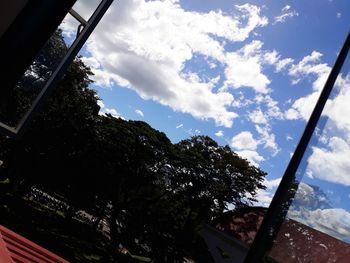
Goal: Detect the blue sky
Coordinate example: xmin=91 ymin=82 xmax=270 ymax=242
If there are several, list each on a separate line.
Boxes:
xmin=62 ymin=0 xmax=350 ymax=242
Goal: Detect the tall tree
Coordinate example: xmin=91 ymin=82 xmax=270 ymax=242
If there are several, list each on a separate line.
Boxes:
xmin=172 ymin=136 xmax=267 ymax=221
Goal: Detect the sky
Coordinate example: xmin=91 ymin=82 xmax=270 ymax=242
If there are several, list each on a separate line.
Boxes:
xmin=61 ymin=0 xmax=350 ymax=243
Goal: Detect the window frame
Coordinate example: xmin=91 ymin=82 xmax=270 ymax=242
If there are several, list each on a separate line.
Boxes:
xmin=0 ymin=0 xmax=113 ymax=138
xmin=244 ymin=32 xmax=350 ymax=263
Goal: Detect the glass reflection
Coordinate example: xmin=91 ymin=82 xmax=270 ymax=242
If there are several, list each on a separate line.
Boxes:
xmin=267 ymin=43 xmax=350 ymax=262
xmin=0 ymin=31 xmax=67 ymax=127
xmin=71 ymin=0 xmax=101 ymax=21
xmin=0 ymin=5 xmax=93 ymax=129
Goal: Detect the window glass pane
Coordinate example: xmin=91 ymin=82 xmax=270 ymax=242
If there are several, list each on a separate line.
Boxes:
xmin=0 ymin=4 xmax=91 ymax=129
xmin=266 ymin=43 xmax=350 ymax=263
xmin=71 ymin=0 xmax=101 ymax=21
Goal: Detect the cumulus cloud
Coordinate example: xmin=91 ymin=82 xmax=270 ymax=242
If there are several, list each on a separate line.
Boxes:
xmin=223 ymin=41 xmax=271 ymax=94
xmin=255 ymin=94 xmax=284 ymax=120
xmin=97 ymin=100 xmax=123 ymax=118
xmin=230 ymin=123 xmax=279 ymax=162
xmin=282 ymin=5 xmax=291 ymax=12
xmin=287 ymin=183 xmax=350 ymax=243
xmin=264 ymin=177 xmax=282 ymax=189
xmin=307 ymin=137 xmax=350 ymax=186
xmin=286 ymin=135 xmax=293 ymax=141
xmin=236 ymin=150 xmax=265 ymax=167
xmin=186 ymin=128 xmax=201 ymax=136
xmin=255 ymin=125 xmax=279 ymax=155
xmin=230 ymin=131 xmax=258 ymax=150
xmin=274 ymin=5 xmax=299 ymax=24
xmin=135 ymin=109 xmax=144 ymax=117
xmin=253 ymin=177 xmax=281 ymax=207
xmin=288 ymin=208 xmax=350 ymax=243
xmin=176 ymin=123 xmax=183 ymax=129
xmin=249 ymin=108 xmax=268 ymax=124
xmin=288 ymin=74 xmax=350 ymax=186
xmin=263 ymin=50 xmax=294 ymax=72
xmin=285 ymin=51 xmax=331 ymax=120
xmin=215 ymin=130 xmax=224 ymax=137
xmin=324 ymin=74 xmax=350 ymax=135
xmin=291 ymin=183 xmax=330 ymax=210
xmin=222 ymin=40 xmax=295 ymax=94
xmin=62 ymin=0 xmax=271 ymax=128
xmin=230 ymin=131 xmax=266 ymax=166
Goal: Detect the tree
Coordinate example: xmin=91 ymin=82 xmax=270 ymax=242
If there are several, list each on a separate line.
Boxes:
xmin=0 ymin=30 xmax=101 ymax=209
xmin=0 ymin=30 xmax=268 ymax=263
xmin=171 ymin=136 xmax=267 ymax=223
xmin=95 ymin=116 xmax=174 ymax=251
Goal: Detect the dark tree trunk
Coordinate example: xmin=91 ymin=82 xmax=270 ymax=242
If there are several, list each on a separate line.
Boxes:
xmin=93 ymin=200 xmax=108 ymax=230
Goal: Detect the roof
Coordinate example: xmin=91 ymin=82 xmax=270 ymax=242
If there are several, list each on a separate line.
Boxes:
xmin=0 ymin=225 xmax=69 ymax=263
xmin=212 ymin=207 xmax=350 ymax=262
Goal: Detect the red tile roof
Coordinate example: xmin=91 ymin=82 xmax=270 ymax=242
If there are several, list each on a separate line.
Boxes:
xmin=0 ymin=225 xmax=69 ymax=263
xmin=212 ymin=207 xmax=350 ymax=263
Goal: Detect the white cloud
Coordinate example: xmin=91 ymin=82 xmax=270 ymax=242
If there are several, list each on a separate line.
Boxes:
xmin=64 ymin=0 xmax=269 ymax=128
xmin=253 ymin=177 xmax=281 ymax=207
xmin=325 ymin=74 xmax=350 ymax=136
xmin=81 ymin=56 xmax=101 ymax=69
xmin=288 ymin=208 xmax=350 ymax=243
xmin=292 ymin=183 xmax=330 ymax=210
xmin=230 ymin=125 xmax=279 ymax=161
xmin=308 ymin=136 xmax=350 ymax=186
xmin=337 ymin=12 xmax=342 ymax=19
xmin=215 ymin=130 xmax=224 ymax=137
xmin=236 ymin=150 xmax=264 ymax=167
xmin=255 ymin=94 xmax=284 ymax=120
xmin=255 ymin=125 xmax=279 ymax=155
xmin=287 ymin=183 xmax=350 ymax=243
xmin=249 ymin=108 xmax=268 ymax=124
xmin=275 ymin=58 xmax=294 ymax=72
xmin=286 ymin=135 xmax=293 ymax=141
xmin=230 ymin=131 xmax=265 ymax=166
xmin=222 ymin=40 xmax=294 ymax=94
xmin=263 ymin=51 xmax=294 ymax=72
xmin=285 ymin=51 xmax=331 ymax=120
xmin=230 ymin=131 xmax=258 ymax=151
xmin=186 ymin=128 xmax=201 ymax=136
xmin=176 ymin=123 xmax=183 ymax=129
xmin=282 ymin=5 xmax=291 ymax=12
xmin=264 ymin=177 xmax=282 ymax=189
xmin=223 ymin=40 xmax=271 ymax=94
xmin=97 ymin=100 xmax=123 ymax=118
xmin=253 ymin=188 xmax=274 ymax=207
xmin=274 ymin=6 xmax=299 ymax=24
xmin=292 ymin=74 xmax=350 ymax=186
xmin=135 ymin=109 xmax=144 ymax=117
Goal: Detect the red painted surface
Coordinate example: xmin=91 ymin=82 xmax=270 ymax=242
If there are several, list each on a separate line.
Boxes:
xmin=213 ymin=207 xmax=350 ymax=263
xmin=0 ymin=225 xmax=69 ymax=263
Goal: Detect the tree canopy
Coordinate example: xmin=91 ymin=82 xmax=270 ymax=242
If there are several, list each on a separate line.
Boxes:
xmin=0 ymin=30 xmax=267 ymax=262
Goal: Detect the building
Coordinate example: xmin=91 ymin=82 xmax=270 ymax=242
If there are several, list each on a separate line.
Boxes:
xmin=202 ymin=207 xmax=350 ymax=263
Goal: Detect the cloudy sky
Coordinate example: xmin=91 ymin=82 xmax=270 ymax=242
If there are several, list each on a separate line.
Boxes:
xmin=62 ymin=0 xmax=350 ymax=243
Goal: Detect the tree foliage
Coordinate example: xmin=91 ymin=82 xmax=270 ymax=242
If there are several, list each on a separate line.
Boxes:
xmin=0 ymin=31 xmax=267 ymax=262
